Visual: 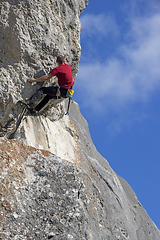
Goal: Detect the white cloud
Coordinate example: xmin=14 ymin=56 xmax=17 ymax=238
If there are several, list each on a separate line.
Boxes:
xmin=80 ymin=13 xmax=119 ymax=38
xmin=75 ymin=12 xmax=160 ymax=113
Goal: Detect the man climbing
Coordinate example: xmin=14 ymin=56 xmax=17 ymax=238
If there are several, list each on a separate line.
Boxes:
xmin=27 ymin=55 xmax=73 ymax=112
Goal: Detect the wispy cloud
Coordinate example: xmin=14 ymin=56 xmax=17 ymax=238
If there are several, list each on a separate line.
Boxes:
xmin=80 ymin=13 xmax=119 ymax=38
xmin=76 ymin=12 xmax=160 ymax=114
xmin=107 ymin=111 xmax=147 ymax=137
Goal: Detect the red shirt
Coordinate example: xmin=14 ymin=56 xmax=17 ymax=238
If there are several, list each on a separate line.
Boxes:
xmin=49 ymin=64 xmax=73 ymax=89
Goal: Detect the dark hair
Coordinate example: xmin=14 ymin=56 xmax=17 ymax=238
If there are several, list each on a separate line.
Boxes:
xmin=56 ymin=55 xmax=65 ymax=64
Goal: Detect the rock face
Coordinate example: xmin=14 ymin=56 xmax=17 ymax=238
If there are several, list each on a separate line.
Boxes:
xmin=0 ymin=139 xmax=88 ymax=240
xmin=0 ymin=1 xmax=160 ymax=240
xmin=0 ymin=0 xmax=87 ymax=130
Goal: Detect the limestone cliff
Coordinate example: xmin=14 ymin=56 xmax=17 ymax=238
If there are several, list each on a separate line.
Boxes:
xmin=0 ymin=1 xmax=160 ymax=240
xmin=0 ymin=0 xmax=87 ymax=132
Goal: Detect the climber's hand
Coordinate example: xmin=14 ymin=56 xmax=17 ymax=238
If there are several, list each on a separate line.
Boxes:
xmin=27 ymin=78 xmax=35 ymax=83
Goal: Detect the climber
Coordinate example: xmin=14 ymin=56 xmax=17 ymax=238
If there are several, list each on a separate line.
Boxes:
xmin=27 ymin=55 xmax=73 ymax=112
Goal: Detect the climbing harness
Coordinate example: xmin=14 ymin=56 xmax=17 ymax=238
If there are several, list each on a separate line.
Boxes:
xmin=56 ymin=86 xmax=62 ymax=99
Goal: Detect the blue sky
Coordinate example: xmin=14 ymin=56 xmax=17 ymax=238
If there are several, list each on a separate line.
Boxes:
xmin=74 ymin=0 xmax=160 ymax=229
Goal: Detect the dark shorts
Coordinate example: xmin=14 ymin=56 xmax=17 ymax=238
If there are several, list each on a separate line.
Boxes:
xmin=34 ymin=86 xmax=68 ymax=111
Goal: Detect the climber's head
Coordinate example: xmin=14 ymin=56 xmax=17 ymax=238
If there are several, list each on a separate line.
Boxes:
xmin=56 ymin=55 xmax=65 ymax=65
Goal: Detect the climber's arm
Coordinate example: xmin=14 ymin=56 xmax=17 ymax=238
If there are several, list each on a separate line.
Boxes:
xmin=27 ymin=74 xmax=53 ymax=83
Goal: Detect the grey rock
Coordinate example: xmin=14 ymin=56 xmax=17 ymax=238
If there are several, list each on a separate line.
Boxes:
xmin=0 ymin=0 xmax=88 ymax=119
xmin=0 ymin=140 xmax=89 ymax=240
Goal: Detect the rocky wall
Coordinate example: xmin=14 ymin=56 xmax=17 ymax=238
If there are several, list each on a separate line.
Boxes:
xmin=0 ymin=0 xmax=88 ymax=128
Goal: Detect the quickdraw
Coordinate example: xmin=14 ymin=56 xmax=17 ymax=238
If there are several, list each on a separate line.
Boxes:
xmin=65 ymin=89 xmax=74 ymax=115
